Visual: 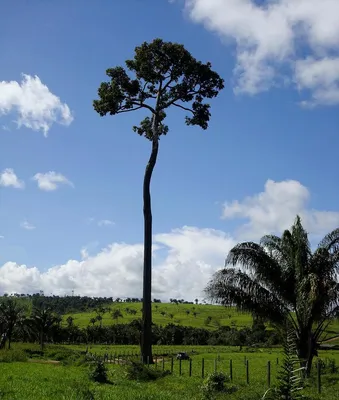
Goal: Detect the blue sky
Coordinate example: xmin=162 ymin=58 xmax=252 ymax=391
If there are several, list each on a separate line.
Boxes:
xmin=0 ymin=0 xmax=338 ymax=299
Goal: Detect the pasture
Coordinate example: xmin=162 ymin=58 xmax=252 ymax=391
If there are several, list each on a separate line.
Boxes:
xmin=1 ymin=344 xmax=339 ymax=399
xmin=62 ymin=302 xmax=339 ymax=340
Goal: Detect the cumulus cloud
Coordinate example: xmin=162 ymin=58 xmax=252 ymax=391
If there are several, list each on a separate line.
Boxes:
xmin=0 ymin=74 xmax=73 ymax=135
xmin=1 ymin=179 xmax=339 ymax=299
xmin=183 ymin=0 xmax=339 ymax=104
xmin=0 ymin=168 xmax=25 ymax=189
xmin=32 ymin=171 xmax=73 ymax=191
xmin=222 ymin=179 xmax=339 ymax=240
xmin=20 ymin=220 xmax=36 ymax=230
xmin=0 ymin=227 xmax=234 ymax=300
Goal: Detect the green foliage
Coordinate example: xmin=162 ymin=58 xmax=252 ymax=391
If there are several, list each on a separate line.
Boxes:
xmin=275 ymin=331 xmax=305 ymax=399
xmin=207 ymin=216 xmax=339 ymax=375
xmin=125 ymin=360 xmax=170 ymax=382
xmin=93 ymin=38 xmax=224 ymax=139
xmin=200 ymin=372 xmax=236 ymax=399
xmin=0 ymin=348 xmax=27 ymax=362
xmin=44 ymin=346 xmax=86 ymax=366
xmin=89 ymin=360 xmax=109 ymax=383
xmin=263 ymin=330 xmax=306 ymax=400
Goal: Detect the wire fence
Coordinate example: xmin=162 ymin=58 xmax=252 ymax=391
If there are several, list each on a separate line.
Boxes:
xmin=87 ymin=350 xmax=332 ymax=393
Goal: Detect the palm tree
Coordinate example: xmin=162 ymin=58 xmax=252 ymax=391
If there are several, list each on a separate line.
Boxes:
xmin=29 ymin=306 xmax=59 ymax=351
xmin=96 ymin=314 xmax=103 ymax=327
xmin=112 ymin=309 xmax=123 ymax=322
xmin=0 ymin=298 xmax=26 ymax=349
xmin=206 ymin=216 xmax=339 ymax=376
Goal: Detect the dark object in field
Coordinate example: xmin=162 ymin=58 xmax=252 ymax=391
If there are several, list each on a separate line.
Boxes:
xmin=176 ymin=352 xmax=190 ymax=360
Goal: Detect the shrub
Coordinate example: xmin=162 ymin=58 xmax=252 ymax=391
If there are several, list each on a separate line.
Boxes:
xmin=200 ymin=372 xmax=237 ymax=399
xmin=0 ymin=349 xmax=27 ymax=363
xmin=125 ymin=361 xmax=170 ymax=382
xmin=44 ymin=346 xmax=86 ymax=365
xmin=89 ymin=360 xmax=109 ymax=383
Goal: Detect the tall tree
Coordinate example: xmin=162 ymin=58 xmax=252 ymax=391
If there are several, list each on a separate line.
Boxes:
xmin=0 ymin=298 xmax=26 ymax=349
xmin=29 ymin=306 xmax=59 ymax=351
xmin=206 ymin=216 xmax=339 ymax=376
xmin=93 ymin=38 xmax=224 ymax=363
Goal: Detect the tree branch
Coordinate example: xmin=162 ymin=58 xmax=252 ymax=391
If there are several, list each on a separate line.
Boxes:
xmin=117 ymin=106 xmax=143 ymax=114
xmin=172 ymin=102 xmax=194 ymax=113
xmin=131 ymin=101 xmax=156 ymax=114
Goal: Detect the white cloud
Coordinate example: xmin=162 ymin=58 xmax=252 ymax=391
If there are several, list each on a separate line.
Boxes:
xmin=0 ymin=227 xmax=233 ymax=300
xmin=20 ymin=220 xmax=36 ymax=230
xmin=97 ymin=219 xmax=114 ymax=227
xmin=222 ymin=179 xmax=339 ymax=240
xmin=33 ymin=171 xmax=73 ymax=191
xmin=182 ymin=0 xmax=339 ymax=104
xmin=0 ymin=74 xmax=73 ymax=135
xmin=1 ymin=179 xmax=339 ymax=299
xmin=295 ymin=57 xmax=339 ymax=106
xmin=0 ymin=168 xmax=25 ymax=189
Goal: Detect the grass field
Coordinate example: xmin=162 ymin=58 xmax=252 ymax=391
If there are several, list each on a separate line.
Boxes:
xmin=64 ymin=302 xmax=253 ymax=330
xmin=2 ymin=296 xmax=339 ymax=338
xmin=1 ymin=344 xmax=339 ymax=399
xmin=62 ymin=302 xmax=339 ymax=341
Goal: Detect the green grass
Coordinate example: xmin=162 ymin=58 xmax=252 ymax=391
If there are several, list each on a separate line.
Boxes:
xmin=64 ymin=302 xmax=253 ymax=330
xmin=63 ymin=302 xmax=339 ymax=342
xmin=1 ymin=345 xmax=339 ymax=399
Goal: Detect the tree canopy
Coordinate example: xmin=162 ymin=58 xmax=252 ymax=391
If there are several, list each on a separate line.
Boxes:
xmin=93 ymin=38 xmax=224 ymax=139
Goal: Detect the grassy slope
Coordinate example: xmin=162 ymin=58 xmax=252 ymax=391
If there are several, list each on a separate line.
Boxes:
xmin=64 ymin=302 xmax=339 ymax=339
xmin=65 ymin=302 xmax=256 ymax=329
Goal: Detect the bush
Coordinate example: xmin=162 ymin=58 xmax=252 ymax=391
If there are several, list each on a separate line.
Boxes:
xmin=23 ymin=348 xmax=44 ymax=358
xmin=44 ymin=346 xmax=86 ymax=365
xmin=200 ymin=372 xmax=237 ymax=399
xmin=0 ymin=349 xmax=27 ymax=363
xmin=125 ymin=361 xmax=170 ymax=382
xmin=89 ymin=360 xmax=109 ymax=383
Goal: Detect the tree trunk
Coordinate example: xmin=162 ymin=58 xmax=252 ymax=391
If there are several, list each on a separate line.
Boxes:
xmin=40 ymin=329 xmax=44 ymax=351
xmin=141 ymin=129 xmax=159 ymax=364
xmin=298 ymin=330 xmax=316 ymax=377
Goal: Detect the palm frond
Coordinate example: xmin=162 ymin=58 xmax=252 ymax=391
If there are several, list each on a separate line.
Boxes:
xmin=318 ymin=227 xmax=339 ymax=253
xmin=225 ymin=242 xmax=284 ymax=294
xmin=276 ymin=328 xmax=305 ymax=400
xmin=206 ymin=268 xmax=287 ymax=324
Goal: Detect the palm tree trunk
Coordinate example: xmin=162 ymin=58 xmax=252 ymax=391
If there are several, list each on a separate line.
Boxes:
xmin=141 ymin=130 xmax=159 ymax=364
xmin=298 ymin=330 xmax=315 ymax=377
xmin=40 ymin=329 xmax=44 ymax=351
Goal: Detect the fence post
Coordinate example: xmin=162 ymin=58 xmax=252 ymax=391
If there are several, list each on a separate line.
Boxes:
xmin=317 ymin=360 xmax=321 ymax=394
xmin=147 ymin=356 xmax=150 ymax=367
xmin=267 ymin=361 xmax=271 ymax=387
xmin=179 ymin=359 xmax=182 ymax=376
xmin=202 ymin=358 xmax=205 ymax=379
xmin=246 ymin=359 xmax=249 ymax=384
xmin=214 ymin=358 xmax=217 ymax=372
xmin=162 ymin=357 xmax=165 ymax=371
xmin=189 ymin=359 xmax=192 ymax=377
xmin=276 ymin=357 xmax=279 ymax=365
xmin=171 ymin=357 xmax=174 ymax=374
xmin=244 ymin=355 xmax=247 ymax=365
xmin=229 ymin=359 xmax=233 ymax=381
xmin=155 ymin=355 xmax=158 ymax=368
